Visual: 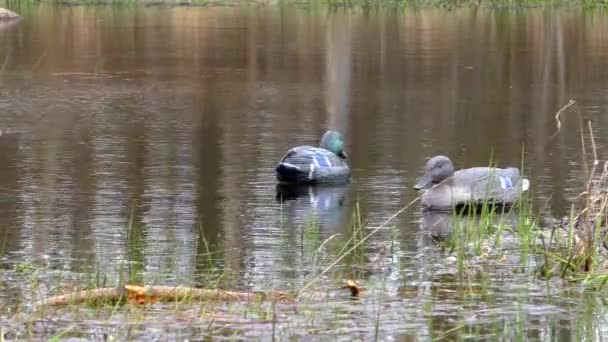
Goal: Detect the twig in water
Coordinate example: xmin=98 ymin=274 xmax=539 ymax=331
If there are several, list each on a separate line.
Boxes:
xmin=0 ymin=53 xmax=8 ymax=74
xmin=550 ymin=99 xmax=576 ymax=139
xmin=585 ymin=120 xmax=599 ymax=187
xmin=316 ymin=234 xmax=340 ymax=254
xmin=31 ymin=50 xmax=47 ymax=72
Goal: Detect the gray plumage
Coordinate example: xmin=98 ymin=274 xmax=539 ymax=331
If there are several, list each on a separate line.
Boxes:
xmin=414 ymin=156 xmax=529 ymax=210
xmin=276 ymin=131 xmax=350 ymax=184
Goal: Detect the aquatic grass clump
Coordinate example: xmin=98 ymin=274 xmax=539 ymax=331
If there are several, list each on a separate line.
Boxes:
xmin=513 ymin=177 xmax=539 ymax=272
xmin=537 ymin=103 xmax=608 ymax=280
xmin=341 ymin=200 xmax=368 ymax=268
xmin=566 ymin=127 xmax=608 ymax=275
xmin=301 ymin=216 xmax=321 ymax=255
xmin=444 ymin=204 xmax=528 ymax=279
xmin=297 ymin=199 xmax=370 ymax=282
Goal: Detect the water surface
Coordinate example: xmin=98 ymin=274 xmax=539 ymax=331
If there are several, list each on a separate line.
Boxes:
xmin=1 ymin=4 xmax=608 ymax=340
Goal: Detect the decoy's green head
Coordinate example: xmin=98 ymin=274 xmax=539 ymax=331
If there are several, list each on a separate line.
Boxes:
xmin=320 ymin=130 xmax=348 ymax=159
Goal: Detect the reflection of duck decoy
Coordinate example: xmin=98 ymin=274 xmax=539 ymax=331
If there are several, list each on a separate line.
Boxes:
xmin=0 ymin=130 xmax=20 ymax=147
xmin=414 ymin=156 xmax=530 ymax=211
xmin=275 ymin=131 xmax=350 ymax=184
xmin=0 ymin=19 xmax=20 ymax=31
xmin=420 ymin=210 xmax=520 ymax=241
xmin=276 ymin=183 xmax=349 ymax=229
xmin=420 ymin=211 xmax=456 ymax=241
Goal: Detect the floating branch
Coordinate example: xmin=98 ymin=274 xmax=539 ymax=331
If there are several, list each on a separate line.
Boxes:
xmin=34 ymin=280 xmax=365 ymax=307
xmin=550 ymin=99 xmax=576 ymax=139
xmin=34 ymin=285 xmax=298 ymax=307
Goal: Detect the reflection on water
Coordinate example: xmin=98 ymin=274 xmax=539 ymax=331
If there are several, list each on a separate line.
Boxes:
xmin=419 ymin=209 xmax=521 ymax=238
xmin=1 ymin=3 xmax=608 ymax=339
xmin=276 ymin=183 xmax=350 ymax=233
xmin=418 ymin=209 xmax=521 ymax=244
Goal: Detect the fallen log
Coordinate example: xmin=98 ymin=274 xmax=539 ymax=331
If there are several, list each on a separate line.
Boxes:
xmin=34 ymin=285 xmax=297 ymax=307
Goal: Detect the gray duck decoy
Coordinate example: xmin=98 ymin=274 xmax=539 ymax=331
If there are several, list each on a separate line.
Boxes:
xmin=413 ymin=155 xmax=529 ymax=210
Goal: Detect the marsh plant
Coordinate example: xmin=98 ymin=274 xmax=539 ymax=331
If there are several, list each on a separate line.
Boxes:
xmin=535 ymin=120 xmax=608 ymax=282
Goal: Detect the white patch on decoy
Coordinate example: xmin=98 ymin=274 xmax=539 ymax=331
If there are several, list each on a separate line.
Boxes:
xmin=521 ymin=179 xmax=530 ymax=191
xmin=324 ymin=156 xmax=332 ymax=167
xmin=499 ymin=176 xmax=513 ymax=190
xmin=309 ymin=163 xmax=315 ymax=180
xmin=312 ymin=156 xmax=321 ymax=167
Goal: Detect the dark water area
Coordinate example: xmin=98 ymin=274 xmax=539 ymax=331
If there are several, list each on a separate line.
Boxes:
xmin=1 ymin=3 xmax=608 ymax=339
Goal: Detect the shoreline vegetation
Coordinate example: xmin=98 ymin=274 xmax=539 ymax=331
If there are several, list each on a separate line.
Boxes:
xmin=3 ymin=0 xmax=608 ymax=8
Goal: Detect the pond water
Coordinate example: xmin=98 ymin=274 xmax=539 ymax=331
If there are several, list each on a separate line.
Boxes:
xmin=1 ymin=3 xmax=608 ymax=340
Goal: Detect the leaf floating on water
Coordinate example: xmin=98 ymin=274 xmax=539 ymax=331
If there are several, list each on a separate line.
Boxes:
xmin=343 ymin=279 xmax=363 ymax=297
xmin=125 ymin=285 xmax=159 ymax=305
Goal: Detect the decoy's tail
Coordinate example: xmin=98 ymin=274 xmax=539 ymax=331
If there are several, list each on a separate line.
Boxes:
xmin=275 ymin=162 xmax=306 ymax=181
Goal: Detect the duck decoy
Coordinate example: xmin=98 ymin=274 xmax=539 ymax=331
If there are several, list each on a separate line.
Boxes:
xmin=275 ymin=131 xmax=350 ymax=183
xmin=0 ymin=8 xmax=21 ymax=22
xmin=413 ymin=155 xmax=529 ymax=211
